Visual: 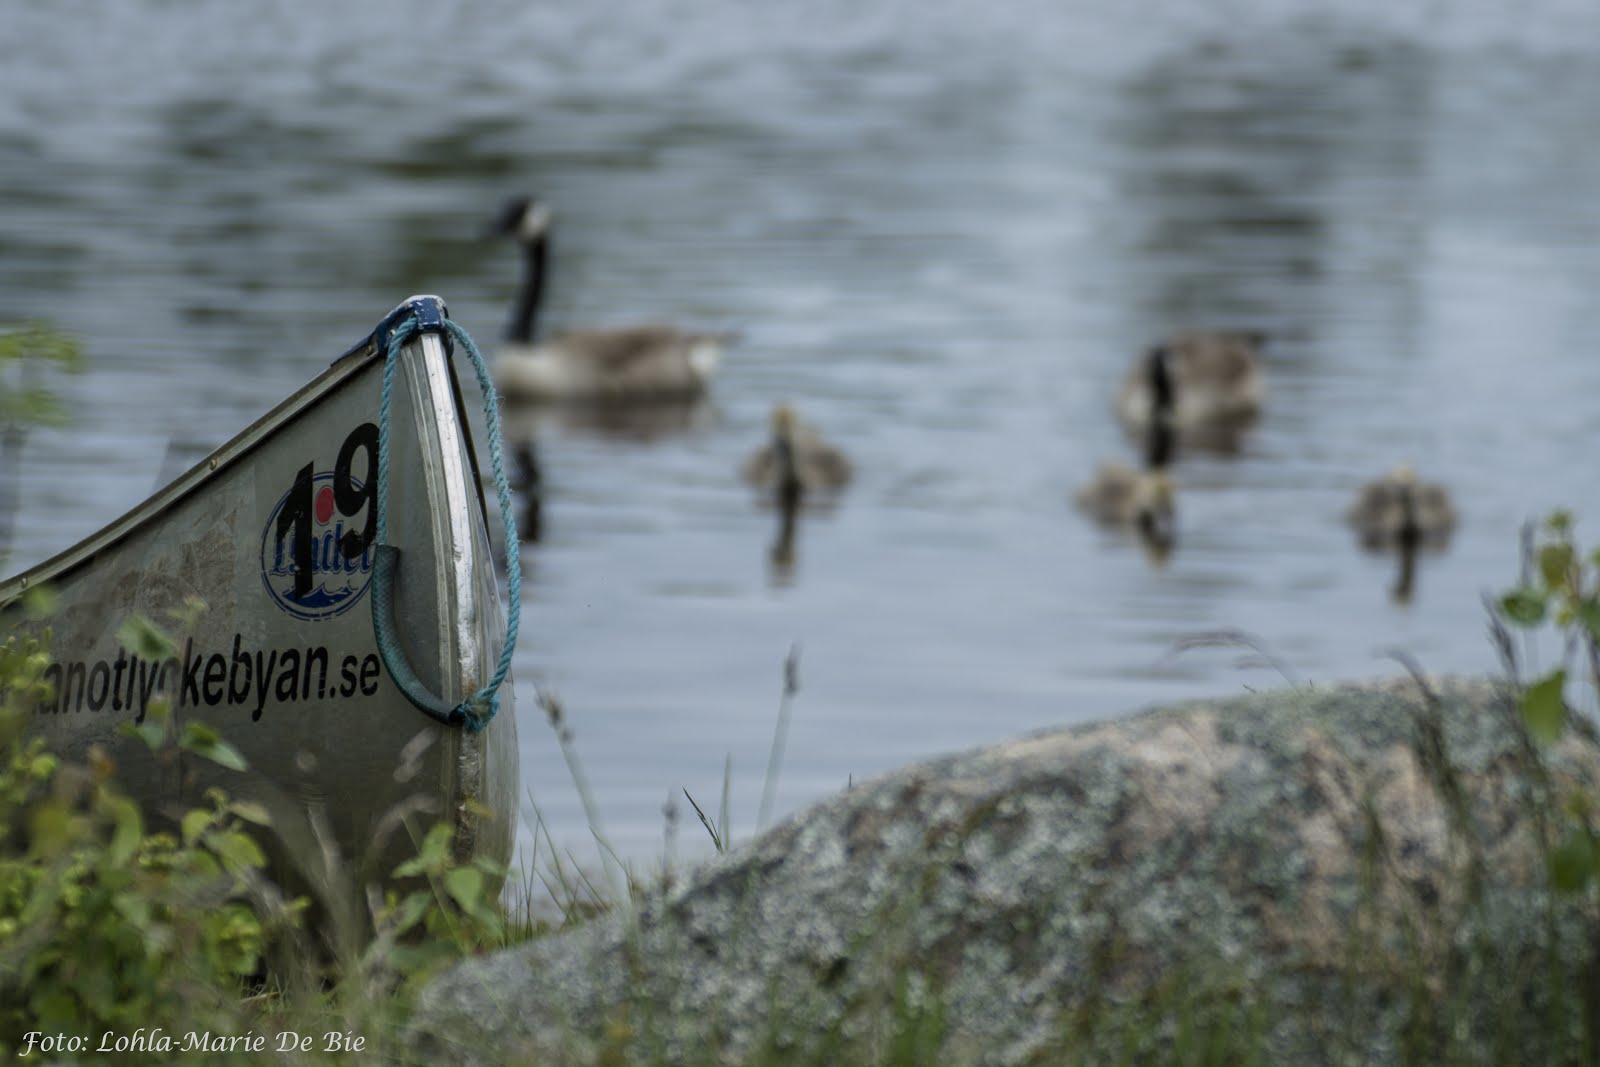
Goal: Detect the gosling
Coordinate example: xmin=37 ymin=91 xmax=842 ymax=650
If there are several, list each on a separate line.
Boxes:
xmin=741 ymin=405 xmax=853 ymax=504
xmin=1075 ymin=418 xmax=1178 ymax=553
xmin=1348 ymin=464 xmax=1456 ymax=551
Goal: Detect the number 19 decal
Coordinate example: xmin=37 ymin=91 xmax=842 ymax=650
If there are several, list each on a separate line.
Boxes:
xmin=260 ymin=423 xmax=379 ymax=621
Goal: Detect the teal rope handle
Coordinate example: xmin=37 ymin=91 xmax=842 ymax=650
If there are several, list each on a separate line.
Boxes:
xmin=371 ymin=313 xmax=522 ymax=733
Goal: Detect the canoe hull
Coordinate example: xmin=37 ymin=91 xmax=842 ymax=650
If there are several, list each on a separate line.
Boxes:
xmin=2 ymin=297 xmax=518 ymax=895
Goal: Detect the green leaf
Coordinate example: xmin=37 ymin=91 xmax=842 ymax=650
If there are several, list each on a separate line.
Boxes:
xmin=1577 ymin=598 xmax=1600 ymax=643
xmin=420 ymin=823 xmax=454 ymax=868
xmin=1550 ymin=830 xmax=1596 ymax=893
xmin=29 ymin=989 xmax=78 ymax=1033
xmin=1499 ymin=587 xmax=1547 ymax=627
xmin=106 ymin=795 xmax=143 ymax=867
xmin=444 ymin=866 xmax=485 ymax=911
xmin=188 ymin=851 xmax=222 ymax=880
xmin=228 ymin=799 xmax=272 ymax=827
xmin=120 ymin=718 xmax=168 ymax=754
xmin=1523 ymin=670 xmax=1569 ymax=745
xmin=179 ymin=724 xmax=248 ymax=772
xmin=213 ymin=830 xmax=266 ymax=875
xmin=168 ymin=596 xmax=210 ymax=633
xmin=183 ymin=720 xmax=220 ymax=745
xmin=181 ymin=808 xmax=211 ymax=848
xmin=116 ymin=615 xmax=176 ymax=661
xmin=26 ymin=751 xmax=58 ymax=781
xmin=20 ymin=584 xmax=58 ymax=620
xmin=1539 ymin=543 xmax=1576 ymax=590
xmin=77 ymin=961 xmax=116 ymax=1017
xmin=387 ymin=890 xmax=432 ymax=936
xmin=27 ymin=801 xmax=73 ymax=859
xmin=111 ymin=888 xmax=152 ymax=929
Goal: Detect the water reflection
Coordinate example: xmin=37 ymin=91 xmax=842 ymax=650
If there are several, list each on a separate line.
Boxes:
xmin=766 ymin=495 xmax=800 ymax=587
xmin=1390 ymin=544 xmax=1419 ymax=605
xmin=0 ymin=425 xmax=22 ymax=560
xmin=153 ymin=436 xmax=218 ymax=492
xmin=507 ymin=438 xmax=544 ymax=546
xmin=494 ymin=398 xmax=712 ymax=553
xmin=499 ymin=398 xmax=714 ymax=444
xmin=1110 ymin=36 xmax=1431 ymax=357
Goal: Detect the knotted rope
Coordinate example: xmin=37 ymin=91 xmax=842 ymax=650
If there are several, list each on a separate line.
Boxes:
xmin=372 ymin=312 xmax=520 ymax=733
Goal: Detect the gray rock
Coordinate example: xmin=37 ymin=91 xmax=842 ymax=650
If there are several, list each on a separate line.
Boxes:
xmin=404 ymin=677 xmax=1600 ymax=1065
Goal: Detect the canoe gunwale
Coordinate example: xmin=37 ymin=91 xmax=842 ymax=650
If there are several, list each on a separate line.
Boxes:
xmin=0 ymin=296 xmax=474 ymax=604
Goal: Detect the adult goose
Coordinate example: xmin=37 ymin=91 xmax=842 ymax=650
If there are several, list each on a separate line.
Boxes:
xmin=488 ymin=196 xmax=729 ymax=402
xmin=1117 ymin=330 xmax=1266 ymax=450
xmin=1078 ymin=351 xmax=1179 ymax=555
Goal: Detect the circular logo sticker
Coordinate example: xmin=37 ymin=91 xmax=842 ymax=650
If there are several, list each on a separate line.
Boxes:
xmin=260 ymin=471 xmax=375 ymax=621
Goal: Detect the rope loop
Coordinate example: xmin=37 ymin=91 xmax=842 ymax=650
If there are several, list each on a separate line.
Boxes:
xmin=373 ymin=313 xmax=521 ymax=733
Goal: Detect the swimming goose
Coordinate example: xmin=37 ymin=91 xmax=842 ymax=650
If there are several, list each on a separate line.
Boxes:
xmin=742 ymin=405 xmax=852 ymax=584
xmin=1117 ymin=330 xmax=1265 ymax=445
xmin=1078 ymin=353 xmax=1179 ymax=553
xmin=487 ymin=196 xmax=728 ymax=402
xmin=1347 ymin=464 xmax=1455 ymax=551
xmin=741 ymin=405 xmax=853 ymax=502
xmin=1075 ymin=422 xmax=1178 ymax=553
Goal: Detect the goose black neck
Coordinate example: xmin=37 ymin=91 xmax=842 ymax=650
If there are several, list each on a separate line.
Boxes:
xmin=1147 ymin=346 xmax=1176 ymax=414
xmin=507 ymin=234 xmax=548 ymax=344
xmin=775 ymin=435 xmax=804 ymax=510
xmin=1144 ymin=413 xmax=1176 ymax=470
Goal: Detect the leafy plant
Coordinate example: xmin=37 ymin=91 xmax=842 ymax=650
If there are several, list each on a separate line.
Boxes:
xmin=0 ymin=621 xmax=298 ymax=1059
xmin=363 ymin=817 xmax=508 ymax=985
xmin=0 ymin=600 xmax=531 ymax=1060
xmin=1490 ymin=510 xmax=1600 ymax=893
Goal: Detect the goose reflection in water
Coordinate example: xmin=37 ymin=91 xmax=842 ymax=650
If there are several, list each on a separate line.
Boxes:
xmin=490 ymin=393 xmax=719 ymax=555
xmin=508 ymin=438 xmax=543 ymax=547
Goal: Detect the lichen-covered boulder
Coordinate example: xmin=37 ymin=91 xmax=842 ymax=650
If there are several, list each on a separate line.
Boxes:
xmin=404 ymin=677 xmax=1600 ymax=1065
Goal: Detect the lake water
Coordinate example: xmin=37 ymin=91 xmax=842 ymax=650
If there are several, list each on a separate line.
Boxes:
xmin=4 ymin=0 xmax=1600 ymax=871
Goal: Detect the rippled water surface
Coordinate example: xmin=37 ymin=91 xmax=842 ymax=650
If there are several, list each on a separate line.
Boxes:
xmin=5 ymin=0 xmax=1600 ymax=865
